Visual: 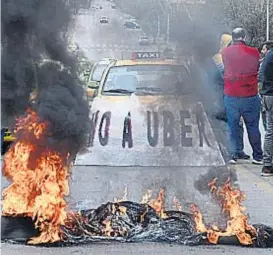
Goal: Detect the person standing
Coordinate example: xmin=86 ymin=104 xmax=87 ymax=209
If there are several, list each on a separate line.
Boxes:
xmin=259 ymin=43 xmax=273 ymax=176
xmin=213 ymin=34 xmax=249 ymax=162
xmin=222 ymin=28 xmax=263 ymax=164
xmin=258 ymin=41 xmax=273 ymax=130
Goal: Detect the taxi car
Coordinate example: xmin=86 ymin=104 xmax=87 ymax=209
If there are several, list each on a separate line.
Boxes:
xmin=1 ymin=128 xmax=15 ymax=155
xmin=86 ymin=58 xmax=116 ymax=100
xmin=76 ymin=51 xmax=225 ymax=167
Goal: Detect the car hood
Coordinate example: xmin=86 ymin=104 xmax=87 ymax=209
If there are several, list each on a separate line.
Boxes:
xmin=75 ymin=94 xmax=225 ymax=167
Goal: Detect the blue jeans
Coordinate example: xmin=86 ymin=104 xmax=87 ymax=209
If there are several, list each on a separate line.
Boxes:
xmin=224 ymin=95 xmax=263 ymax=160
xmin=237 ymin=119 xmax=244 ymax=154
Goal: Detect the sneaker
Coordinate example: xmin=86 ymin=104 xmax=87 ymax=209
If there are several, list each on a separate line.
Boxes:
xmin=229 ymin=156 xmax=237 ymax=164
xmin=237 ymin=152 xmax=251 ymax=160
xmin=252 ymin=159 xmax=263 ymax=165
xmin=261 ymin=166 xmax=273 ymax=177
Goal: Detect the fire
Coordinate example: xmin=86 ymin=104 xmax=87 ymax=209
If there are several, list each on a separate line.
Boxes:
xmin=102 ymin=205 xmax=128 ymax=237
xmin=2 ymin=113 xmax=259 ymax=248
xmin=1 ymin=108 xmax=70 ymax=244
xmin=173 ymin=197 xmax=183 ymax=211
xmin=140 ymin=189 xmax=152 ymax=204
xmin=114 ymin=186 xmax=128 ymax=202
xmin=141 ymin=189 xmax=168 ymax=219
xmin=103 ymin=219 xmax=113 ymax=237
xmin=191 ymin=178 xmax=256 ymax=245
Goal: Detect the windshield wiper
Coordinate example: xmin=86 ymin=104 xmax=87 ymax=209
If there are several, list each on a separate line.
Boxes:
xmin=103 ymin=89 xmax=134 ymax=94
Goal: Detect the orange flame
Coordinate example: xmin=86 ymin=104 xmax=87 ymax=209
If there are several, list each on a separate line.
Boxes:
xmin=1 ymin=108 xmax=70 ymax=244
xmin=173 ymin=197 xmax=183 ymax=211
xmin=141 ymin=189 xmax=168 ymax=219
xmin=191 ymin=178 xmax=256 ymax=245
xmin=103 ymin=219 xmax=113 ymax=237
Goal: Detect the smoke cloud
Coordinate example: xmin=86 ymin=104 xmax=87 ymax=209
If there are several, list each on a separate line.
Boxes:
xmin=1 ymin=0 xmax=90 ymax=154
xmin=194 ymin=166 xmax=238 ymax=195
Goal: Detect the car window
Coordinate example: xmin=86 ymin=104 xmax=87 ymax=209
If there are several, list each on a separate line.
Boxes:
xmin=91 ymin=64 xmax=108 ymax=81
xmin=102 ymin=65 xmax=191 ymax=94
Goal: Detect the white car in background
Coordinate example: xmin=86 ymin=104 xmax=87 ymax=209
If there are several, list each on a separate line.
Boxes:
xmin=100 ymin=16 xmax=109 ymax=24
xmin=139 ymin=35 xmax=150 ymax=45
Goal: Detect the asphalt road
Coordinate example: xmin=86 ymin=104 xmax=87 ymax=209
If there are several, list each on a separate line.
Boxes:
xmin=2 ymin=160 xmax=273 ymax=255
xmin=1 ymin=242 xmax=273 ymax=255
xmin=71 ymin=0 xmax=161 ymax=61
xmin=1 ymin=0 xmax=273 ymax=254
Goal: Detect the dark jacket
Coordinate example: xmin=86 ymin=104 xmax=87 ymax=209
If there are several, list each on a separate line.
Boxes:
xmin=222 ymin=41 xmax=260 ymax=97
xmin=260 ymin=49 xmax=273 ymax=96
xmin=258 ymin=57 xmax=265 ymax=83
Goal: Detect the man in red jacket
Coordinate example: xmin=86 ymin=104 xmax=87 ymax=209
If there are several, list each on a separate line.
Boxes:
xmin=222 ymin=28 xmax=263 ymax=164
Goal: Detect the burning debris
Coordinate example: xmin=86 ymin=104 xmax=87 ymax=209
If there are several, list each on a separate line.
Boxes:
xmin=2 ymin=108 xmax=71 ymax=244
xmin=1 ymin=112 xmax=273 ymax=247
xmin=2 ymin=164 xmax=273 ymax=248
xmin=61 ymin=184 xmax=273 ymax=248
xmin=1 ymin=0 xmax=89 ymax=244
xmin=1 ymin=0 xmax=273 ymax=250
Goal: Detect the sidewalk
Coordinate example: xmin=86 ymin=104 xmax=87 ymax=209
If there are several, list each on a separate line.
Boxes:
xmin=231 ymin=119 xmax=273 ymax=226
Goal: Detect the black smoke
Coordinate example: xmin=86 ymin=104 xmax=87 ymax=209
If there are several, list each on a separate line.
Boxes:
xmin=1 ymin=0 xmax=90 ymax=155
xmin=194 ymin=166 xmax=238 ymax=195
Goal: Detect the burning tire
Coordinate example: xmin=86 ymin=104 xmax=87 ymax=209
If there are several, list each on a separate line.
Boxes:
xmin=2 ymin=189 xmax=273 ymax=248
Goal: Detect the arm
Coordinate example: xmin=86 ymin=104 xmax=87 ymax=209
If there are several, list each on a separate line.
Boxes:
xmin=260 ymin=51 xmax=273 ymax=81
xmin=259 ymin=51 xmax=273 ymax=93
xmin=213 ymin=53 xmax=224 ymax=78
xmin=258 ymin=59 xmax=264 ymax=92
xmin=216 ymin=62 xmax=224 ymax=78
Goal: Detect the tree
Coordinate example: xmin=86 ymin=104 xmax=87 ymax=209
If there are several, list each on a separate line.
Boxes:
xmin=115 ymin=0 xmax=272 ymax=51
xmin=222 ymin=0 xmax=273 ymax=46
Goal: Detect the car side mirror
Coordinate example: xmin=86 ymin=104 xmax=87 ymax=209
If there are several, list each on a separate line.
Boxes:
xmin=87 ymin=84 xmax=99 ymax=99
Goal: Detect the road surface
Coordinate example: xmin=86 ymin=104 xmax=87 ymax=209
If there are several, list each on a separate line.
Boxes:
xmin=1 ymin=0 xmax=273 ymax=254
xmin=71 ymin=0 xmax=161 ymax=61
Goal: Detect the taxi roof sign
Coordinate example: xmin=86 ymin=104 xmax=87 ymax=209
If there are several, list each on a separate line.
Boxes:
xmin=132 ymin=52 xmax=161 ymax=60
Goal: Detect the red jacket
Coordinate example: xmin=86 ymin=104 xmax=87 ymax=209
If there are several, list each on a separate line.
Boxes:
xmin=222 ymin=41 xmax=260 ymax=97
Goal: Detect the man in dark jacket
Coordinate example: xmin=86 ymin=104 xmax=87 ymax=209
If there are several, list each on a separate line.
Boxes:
xmin=222 ymin=28 xmax=263 ymax=164
xmin=258 ymin=41 xmax=273 ymax=130
xmin=260 ymin=45 xmax=273 ymax=176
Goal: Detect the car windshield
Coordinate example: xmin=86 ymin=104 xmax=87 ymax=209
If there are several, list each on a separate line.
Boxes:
xmin=102 ymin=65 xmax=191 ymax=95
xmin=91 ymin=64 xmax=108 ymax=81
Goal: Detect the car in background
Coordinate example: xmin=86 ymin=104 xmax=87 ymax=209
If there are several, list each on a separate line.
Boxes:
xmin=86 ymin=58 xmax=116 ymax=100
xmin=92 ymin=5 xmax=102 ymax=10
xmin=111 ymin=4 xmax=116 ymax=9
xmin=124 ymin=21 xmax=140 ymax=29
xmin=100 ymin=16 xmax=109 ymax=23
xmin=139 ymin=35 xmax=150 ymax=45
xmin=1 ymin=128 xmax=15 ymax=155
